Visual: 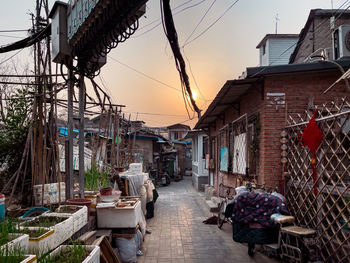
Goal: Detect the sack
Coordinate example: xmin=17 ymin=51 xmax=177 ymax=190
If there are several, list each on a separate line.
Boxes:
xmin=153 ymin=189 xmax=159 ymax=203
xmin=115 ymin=237 xmax=137 ymax=263
xmin=140 ymin=185 xmax=147 ymax=216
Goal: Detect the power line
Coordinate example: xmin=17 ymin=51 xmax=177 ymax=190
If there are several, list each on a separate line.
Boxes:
xmin=0 ymin=34 xmax=26 ymax=39
xmin=108 ymin=55 xmax=182 ymax=92
xmin=124 ymin=111 xmax=187 ymax=117
xmin=108 ymin=55 xmax=209 ymax=103
xmin=182 ymin=47 xmax=209 ymax=101
xmin=0 ymin=49 xmax=24 ymax=66
xmin=132 ymin=0 xmax=207 ymax=38
xmin=0 ymin=24 xmax=50 ymax=65
xmin=138 ymin=0 xmax=194 ymax=31
xmin=0 ymin=29 xmax=29 ymax=33
xmin=182 ymin=0 xmax=240 ymax=47
xmin=183 ymin=0 xmax=217 ymax=46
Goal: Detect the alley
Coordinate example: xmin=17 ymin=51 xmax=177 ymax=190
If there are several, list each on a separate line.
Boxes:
xmin=139 ymin=177 xmax=279 ymax=263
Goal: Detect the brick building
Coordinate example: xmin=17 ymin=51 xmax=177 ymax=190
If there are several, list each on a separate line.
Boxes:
xmin=195 ymin=61 xmax=350 ymax=194
xmin=194 ymin=8 xmax=350 ymax=194
xmin=290 ymin=9 xmax=350 ymax=63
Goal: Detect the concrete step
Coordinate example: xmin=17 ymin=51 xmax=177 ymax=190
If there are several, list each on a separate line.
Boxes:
xmin=205 ymin=199 xmax=219 ymax=213
xmin=211 ymin=196 xmax=223 ymax=206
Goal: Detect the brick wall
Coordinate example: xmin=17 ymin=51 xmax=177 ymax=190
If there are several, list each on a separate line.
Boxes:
xmin=261 ymin=71 xmax=349 ymax=188
xmin=209 ymin=88 xmax=264 ymax=193
xmin=209 ymin=70 xmax=349 ymax=195
xmin=293 ymin=16 xmax=350 ymax=63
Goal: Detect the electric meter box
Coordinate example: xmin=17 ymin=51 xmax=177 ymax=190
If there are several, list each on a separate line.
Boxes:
xmin=49 ymin=1 xmax=71 ymax=63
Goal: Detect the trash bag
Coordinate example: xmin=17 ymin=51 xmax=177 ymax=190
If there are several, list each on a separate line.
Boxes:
xmin=153 ymin=189 xmax=159 ymax=203
xmin=146 ymin=201 xmax=154 ymax=219
xmin=114 ymin=237 xmax=137 ymax=263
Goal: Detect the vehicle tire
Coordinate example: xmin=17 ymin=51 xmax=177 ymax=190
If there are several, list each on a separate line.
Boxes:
xmin=217 ymin=201 xmax=226 ymax=229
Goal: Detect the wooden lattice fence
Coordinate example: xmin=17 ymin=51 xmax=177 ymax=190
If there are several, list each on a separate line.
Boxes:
xmin=285 ymin=98 xmax=350 ymax=263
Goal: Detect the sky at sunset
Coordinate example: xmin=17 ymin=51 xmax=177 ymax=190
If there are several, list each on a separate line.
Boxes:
xmin=0 ymin=0 xmax=347 ymax=128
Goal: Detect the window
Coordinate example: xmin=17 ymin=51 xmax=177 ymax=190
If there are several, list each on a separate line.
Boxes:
xmin=203 ymin=136 xmax=208 ymax=159
xmin=219 ymin=124 xmax=230 ymax=172
xmin=262 ymin=44 xmax=266 ymax=55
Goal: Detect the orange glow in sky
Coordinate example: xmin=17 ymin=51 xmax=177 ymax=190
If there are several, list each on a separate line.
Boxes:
xmin=0 ymin=0 xmax=345 ymax=128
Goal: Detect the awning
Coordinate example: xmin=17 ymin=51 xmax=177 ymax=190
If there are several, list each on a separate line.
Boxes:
xmin=194 ymin=78 xmax=259 ymax=129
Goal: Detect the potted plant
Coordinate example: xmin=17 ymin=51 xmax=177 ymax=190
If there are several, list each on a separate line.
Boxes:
xmin=0 ymin=246 xmax=37 ymax=263
xmin=20 ymin=227 xmax=54 ymax=256
xmin=39 ymin=242 xmax=100 ymax=263
xmin=21 ymin=215 xmax=73 ymax=247
xmin=52 ymin=205 xmax=88 ymax=234
xmin=0 ymin=220 xmax=29 ymax=254
xmin=84 ymin=166 xmax=110 ymax=213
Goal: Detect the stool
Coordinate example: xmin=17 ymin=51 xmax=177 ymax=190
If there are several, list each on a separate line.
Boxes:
xmin=279 ymin=225 xmax=317 ymax=263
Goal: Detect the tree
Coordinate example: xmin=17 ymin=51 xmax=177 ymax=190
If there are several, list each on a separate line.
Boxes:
xmin=0 ymin=86 xmax=33 ymax=188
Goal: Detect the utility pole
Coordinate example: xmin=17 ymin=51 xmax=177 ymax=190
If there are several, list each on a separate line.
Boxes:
xmin=32 ymin=0 xmax=56 ymax=205
xmin=65 ymin=65 xmax=74 ymax=200
xmin=78 ymin=75 xmax=85 ymax=198
xmin=116 ymin=110 xmax=120 ymax=168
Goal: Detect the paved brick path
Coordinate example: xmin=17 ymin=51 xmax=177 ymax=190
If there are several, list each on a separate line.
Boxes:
xmin=138 ymin=177 xmax=279 ymax=263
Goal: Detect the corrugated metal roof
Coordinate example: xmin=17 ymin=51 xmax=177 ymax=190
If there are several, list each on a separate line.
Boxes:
xmin=194 ymin=78 xmax=258 ymax=129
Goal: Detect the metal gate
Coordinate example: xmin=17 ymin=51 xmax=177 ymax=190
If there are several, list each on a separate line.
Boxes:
xmin=285 ymin=98 xmax=350 ymax=263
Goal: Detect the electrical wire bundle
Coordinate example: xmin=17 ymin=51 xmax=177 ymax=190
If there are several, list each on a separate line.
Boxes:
xmin=160 ymin=0 xmax=201 ymax=119
xmin=72 ymin=0 xmax=146 ymax=78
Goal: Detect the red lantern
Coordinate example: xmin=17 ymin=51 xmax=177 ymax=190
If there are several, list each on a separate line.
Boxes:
xmin=298 ymin=110 xmax=324 ymax=195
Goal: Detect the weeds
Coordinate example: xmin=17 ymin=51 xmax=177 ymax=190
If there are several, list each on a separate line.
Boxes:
xmin=56 ymin=205 xmax=80 ymax=214
xmin=0 ymin=219 xmax=20 ymax=246
xmin=39 ymin=240 xmax=88 ymax=263
xmin=19 ymin=228 xmax=49 ymax=238
xmin=0 ymin=246 xmax=26 ymax=263
xmin=85 ymin=165 xmax=110 ymax=191
xmin=22 ymin=216 xmax=66 ymax=228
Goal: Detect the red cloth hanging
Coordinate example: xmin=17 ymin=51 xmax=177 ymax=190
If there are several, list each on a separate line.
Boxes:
xmin=298 ymin=110 xmax=324 ymax=195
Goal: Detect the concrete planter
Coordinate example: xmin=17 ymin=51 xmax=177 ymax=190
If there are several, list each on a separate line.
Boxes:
xmin=24 ymin=228 xmax=54 ymax=256
xmin=42 ymin=214 xmax=74 ymax=248
xmin=53 ymin=205 xmax=88 ymax=233
xmin=21 ymin=254 xmax=37 ymax=263
xmin=0 ymin=254 xmax=37 ymax=263
xmin=20 ymin=214 xmax=73 ymax=256
xmin=49 ymin=245 xmax=100 ymax=263
xmin=0 ymin=233 xmax=29 ymax=253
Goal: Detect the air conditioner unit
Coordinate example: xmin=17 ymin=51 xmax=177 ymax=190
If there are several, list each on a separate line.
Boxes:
xmin=333 ymin=24 xmax=350 ymax=59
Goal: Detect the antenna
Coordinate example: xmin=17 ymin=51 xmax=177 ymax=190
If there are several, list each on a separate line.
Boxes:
xmin=331 ymin=0 xmax=334 ymax=9
xmin=275 ymin=13 xmax=280 ymax=34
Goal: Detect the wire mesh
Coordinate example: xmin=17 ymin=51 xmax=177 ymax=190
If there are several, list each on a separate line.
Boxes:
xmin=285 ymin=98 xmax=350 ymax=263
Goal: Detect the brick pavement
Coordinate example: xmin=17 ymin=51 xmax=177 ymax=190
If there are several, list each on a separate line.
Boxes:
xmin=138 ymin=177 xmax=279 ymax=263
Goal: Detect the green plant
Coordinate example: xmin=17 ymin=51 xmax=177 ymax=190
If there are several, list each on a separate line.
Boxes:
xmin=0 ymin=87 xmax=33 ymax=188
xmin=0 ymin=245 xmax=26 ymax=263
xmin=0 ymin=219 xmax=20 ymax=246
xmin=84 ymin=165 xmax=110 ymax=191
xmin=19 ymin=228 xmax=49 ymax=238
xmin=39 ymin=241 xmax=87 ymax=263
xmin=57 ymin=206 xmax=80 ymax=214
xmin=22 ymin=217 xmax=66 ymax=228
